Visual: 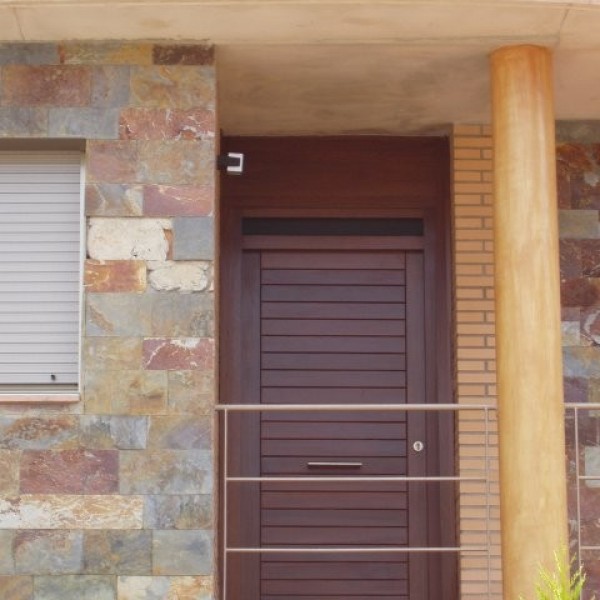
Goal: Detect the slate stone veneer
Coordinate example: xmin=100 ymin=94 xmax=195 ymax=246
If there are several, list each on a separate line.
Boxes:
xmin=557 ymin=122 xmax=600 ymax=599
xmin=0 ymin=42 xmax=216 ymax=600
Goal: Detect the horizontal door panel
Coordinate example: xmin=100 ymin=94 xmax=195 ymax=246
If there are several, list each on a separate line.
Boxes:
xmin=262 ymin=480 xmax=408 ymax=492
xmin=262 ymin=268 xmax=406 ymax=286
xmin=261 ymin=551 xmax=408 ymax=562
xmin=262 ymin=370 xmax=406 ymax=388
xmin=261 ymin=456 xmax=407 ymax=475
xmin=262 ymin=421 xmax=407 ymax=440
xmin=262 ymin=560 xmax=408 ymax=579
xmin=261 ymin=388 xmax=407 ymax=404
xmin=262 ymin=335 xmax=406 ymax=353
xmin=262 ymin=439 xmax=406 ymax=457
xmin=262 ymin=320 xmax=405 ymax=336
xmin=264 ymin=595 xmax=407 ymax=600
xmin=262 ymin=285 xmax=404 ymax=303
xmin=262 ymin=252 xmax=405 ymax=270
xmin=262 ymin=509 xmax=408 ymax=528
xmin=262 ymin=491 xmax=408 ymax=509
xmin=262 ymin=526 xmax=408 ymax=545
xmin=263 ymin=580 xmax=408 ymax=596
xmin=262 ymin=352 xmax=406 ymax=371
xmin=262 ymin=302 xmax=405 ymax=320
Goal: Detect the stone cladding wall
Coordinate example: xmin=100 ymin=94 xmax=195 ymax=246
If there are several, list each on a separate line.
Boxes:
xmin=0 ymin=42 xmax=216 ymax=600
xmin=556 ymin=121 xmax=600 ymax=599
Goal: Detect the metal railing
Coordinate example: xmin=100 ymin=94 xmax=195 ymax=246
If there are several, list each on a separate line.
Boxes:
xmin=566 ymin=403 xmax=600 ymax=567
xmin=216 ymin=403 xmax=497 ymax=600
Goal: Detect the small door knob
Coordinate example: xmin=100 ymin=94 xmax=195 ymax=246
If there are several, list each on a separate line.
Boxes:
xmin=412 ymin=440 xmax=425 ymax=452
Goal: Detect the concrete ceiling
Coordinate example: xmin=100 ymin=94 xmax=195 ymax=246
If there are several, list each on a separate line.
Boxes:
xmin=1 ymin=0 xmax=600 ymax=133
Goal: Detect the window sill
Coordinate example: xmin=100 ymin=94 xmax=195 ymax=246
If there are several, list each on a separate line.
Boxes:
xmin=0 ymin=393 xmax=80 ymax=404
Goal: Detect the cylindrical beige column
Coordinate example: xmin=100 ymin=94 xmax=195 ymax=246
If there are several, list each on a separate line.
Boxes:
xmin=490 ymin=45 xmax=568 ymax=599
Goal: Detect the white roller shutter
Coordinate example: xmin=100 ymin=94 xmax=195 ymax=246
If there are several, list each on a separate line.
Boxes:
xmin=0 ymin=153 xmax=82 ymax=389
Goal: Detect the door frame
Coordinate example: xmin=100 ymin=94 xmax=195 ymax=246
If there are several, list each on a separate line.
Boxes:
xmin=218 ymin=136 xmax=456 ymax=600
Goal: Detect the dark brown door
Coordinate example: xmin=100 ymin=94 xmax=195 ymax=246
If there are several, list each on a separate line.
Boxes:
xmin=220 ymin=137 xmax=455 ymax=600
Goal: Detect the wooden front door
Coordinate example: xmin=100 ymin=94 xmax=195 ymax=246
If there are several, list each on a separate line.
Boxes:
xmin=220 ymin=137 xmax=455 ymax=600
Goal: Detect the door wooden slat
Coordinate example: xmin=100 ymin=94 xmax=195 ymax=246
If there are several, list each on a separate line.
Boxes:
xmin=261 ymin=251 xmax=406 ymax=270
xmin=262 ymin=268 xmax=406 ymax=286
xmin=262 ymin=336 xmax=406 ymax=353
xmin=261 ymin=352 xmax=406 ymax=371
xmin=262 ymin=285 xmax=405 ymax=303
xmin=262 ymin=370 xmax=407 ymax=389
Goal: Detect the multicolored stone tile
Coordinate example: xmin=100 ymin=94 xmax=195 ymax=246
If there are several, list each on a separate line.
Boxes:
xmin=143 ymin=495 xmax=212 ymax=530
xmin=0 ymin=451 xmax=20 ymax=494
xmin=136 ymin=141 xmax=213 ymax=185
xmin=86 ymin=293 xmax=152 ymax=337
xmin=119 ymin=108 xmax=214 ymax=141
xmin=86 ymin=141 xmax=139 ymax=184
xmin=559 ymin=209 xmax=600 ymax=239
xmin=150 ymin=293 xmax=214 ymax=337
xmin=48 ymin=107 xmax=119 ymax=138
xmin=85 ymin=184 xmax=143 ymax=217
xmin=1 ymin=66 xmax=91 ymax=106
xmin=14 ymin=531 xmax=83 ymax=575
xmin=148 ymin=262 xmax=212 ymax=292
xmin=152 ymin=45 xmax=214 ymax=66
xmin=143 ymin=184 xmax=213 ymax=217
xmin=119 ymin=450 xmax=212 ymax=494
xmin=167 ymin=370 xmax=214 ymax=415
xmin=0 ymin=417 xmax=80 ymax=450
xmin=0 ymin=530 xmax=15 ymax=574
xmin=91 ymin=66 xmax=130 ymax=108
xmin=0 ymin=576 xmax=33 ymax=600
xmin=561 ymin=277 xmax=600 ymax=307
xmin=84 ymin=370 xmax=168 ymax=416
xmin=82 ymin=338 xmax=143 ymax=371
xmin=33 ymin=575 xmax=116 ymax=600
xmin=83 ymin=531 xmax=151 ymax=575
xmin=147 ymin=416 xmax=211 ymax=450
xmin=172 ymin=216 xmax=214 ymax=260
xmin=142 ymin=338 xmax=214 ymax=371
xmin=80 ymin=416 xmax=148 ymax=450
xmin=87 ymin=218 xmax=170 ymax=261
xmin=117 ymin=576 xmax=213 ymax=600
xmin=152 ymin=530 xmax=213 ymax=575
xmin=0 ymin=107 xmax=47 ymax=137
xmin=0 ymin=495 xmax=143 ymax=529
xmin=20 ymin=449 xmax=118 ymax=494
xmin=0 ymin=44 xmax=58 ymax=65
xmin=130 ymin=66 xmax=215 ymax=109
xmin=59 ymin=43 xmax=153 ymax=66
xmin=85 ymin=260 xmax=147 ymax=293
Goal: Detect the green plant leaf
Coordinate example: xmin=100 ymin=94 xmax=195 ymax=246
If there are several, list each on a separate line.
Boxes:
xmin=518 ymin=548 xmax=595 ymax=600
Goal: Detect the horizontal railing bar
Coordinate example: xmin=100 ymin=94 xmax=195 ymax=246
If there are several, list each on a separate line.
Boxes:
xmin=227 ymin=475 xmax=483 ymax=483
xmin=226 ymin=546 xmax=488 ymax=554
xmin=216 ymin=403 xmax=494 ymax=412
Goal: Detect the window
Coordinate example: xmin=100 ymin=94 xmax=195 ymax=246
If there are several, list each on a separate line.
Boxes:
xmin=0 ymin=152 xmax=82 ymax=393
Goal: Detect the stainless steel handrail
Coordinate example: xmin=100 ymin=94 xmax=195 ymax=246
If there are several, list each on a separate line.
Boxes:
xmin=218 ymin=403 xmax=495 ymax=600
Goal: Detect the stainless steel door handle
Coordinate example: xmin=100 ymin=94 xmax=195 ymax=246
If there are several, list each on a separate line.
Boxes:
xmin=306 ymin=461 xmax=363 ymax=468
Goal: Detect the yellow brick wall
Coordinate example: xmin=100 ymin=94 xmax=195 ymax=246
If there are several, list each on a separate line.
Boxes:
xmin=452 ymin=124 xmax=502 ymax=598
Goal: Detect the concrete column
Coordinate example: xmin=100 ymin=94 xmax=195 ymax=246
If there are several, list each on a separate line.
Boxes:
xmin=490 ymin=45 xmax=568 ymax=599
